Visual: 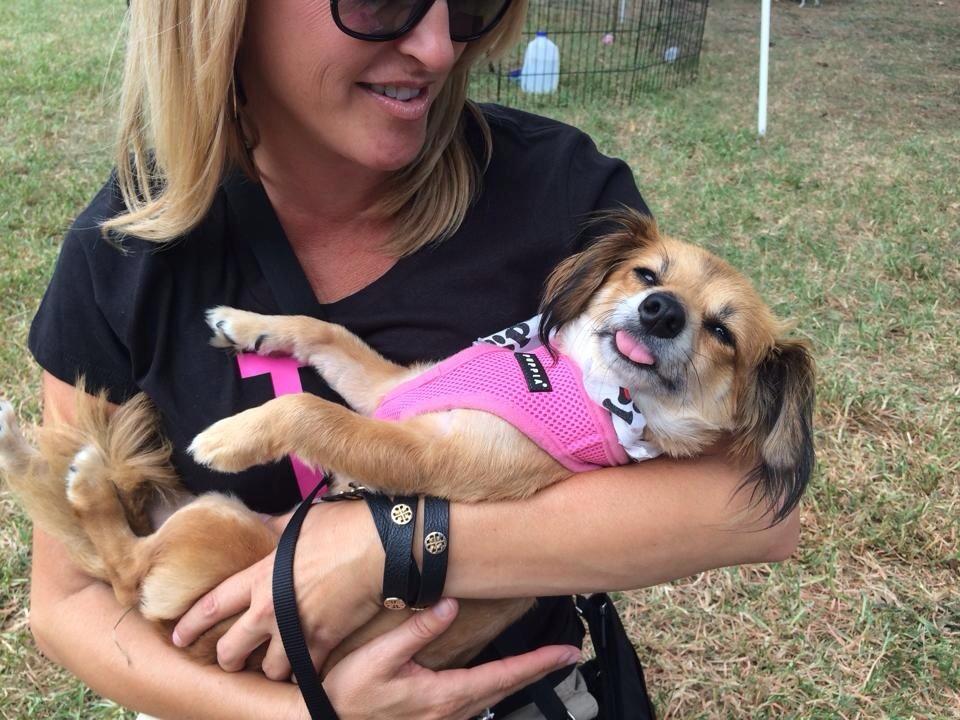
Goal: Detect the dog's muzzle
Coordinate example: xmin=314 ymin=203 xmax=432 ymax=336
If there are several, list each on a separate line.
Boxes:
xmin=639 ymin=292 xmax=685 ymax=339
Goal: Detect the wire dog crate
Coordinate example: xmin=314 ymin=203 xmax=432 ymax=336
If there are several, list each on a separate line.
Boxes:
xmin=470 ymin=0 xmax=710 ymax=106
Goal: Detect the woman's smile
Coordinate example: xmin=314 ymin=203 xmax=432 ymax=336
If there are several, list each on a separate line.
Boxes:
xmin=356 ymin=81 xmax=433 ymax=121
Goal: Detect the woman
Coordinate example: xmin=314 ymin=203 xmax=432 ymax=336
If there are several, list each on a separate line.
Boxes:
xmin=27 ymin=1 xmax=800 ymax=718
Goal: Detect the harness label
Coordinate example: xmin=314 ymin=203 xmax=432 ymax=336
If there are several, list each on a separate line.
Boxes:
xmin=515 ymin=352 xmax=552 ymax=393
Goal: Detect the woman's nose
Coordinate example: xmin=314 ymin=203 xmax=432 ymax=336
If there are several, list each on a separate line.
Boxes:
xmin=394 ymin=1 xmax=457 ymax=74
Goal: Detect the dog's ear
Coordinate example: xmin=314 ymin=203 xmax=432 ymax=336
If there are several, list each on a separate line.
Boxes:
xmin=539 ymin=209 xmax=659 ymax=346
xmin=734 ymin=338 xmax=815 ymax=525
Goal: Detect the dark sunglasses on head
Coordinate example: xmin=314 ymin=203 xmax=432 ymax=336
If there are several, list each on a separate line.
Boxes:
xmin=331 ymin=0 xmax=514 ymax=42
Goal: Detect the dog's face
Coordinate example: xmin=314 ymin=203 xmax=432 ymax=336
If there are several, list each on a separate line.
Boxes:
xmin=541 ymin=211 xmax=815 ymax=523
xmin=587 ymin=237 xmax=782 ymax=430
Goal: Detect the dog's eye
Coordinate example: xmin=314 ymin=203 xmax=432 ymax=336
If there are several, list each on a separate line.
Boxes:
xmin=705 ymin=321 xmax=735 ymax=348
xmin=634 ymin=267 xmax=658 ymax=285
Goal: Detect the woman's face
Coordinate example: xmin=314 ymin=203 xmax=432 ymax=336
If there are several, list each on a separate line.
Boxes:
xmin=241 ymin=0 xmax=467 ymax=174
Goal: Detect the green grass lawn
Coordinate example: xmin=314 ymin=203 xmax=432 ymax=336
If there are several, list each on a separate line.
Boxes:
xmin=1 ymin=0 xmax=958 ymax=717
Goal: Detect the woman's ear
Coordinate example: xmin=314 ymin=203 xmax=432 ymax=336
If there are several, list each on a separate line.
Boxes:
xmin=539 ymin=209 xmax=659 ymax=346
xmin=734 ymin=338 xmax=816 ymax=525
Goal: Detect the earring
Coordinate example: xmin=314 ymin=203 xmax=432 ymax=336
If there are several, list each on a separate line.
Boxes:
xmin=231 ymin=74 xmax=239 ymax=121
xmin=230 ymin=71 xmax=254 ymax=150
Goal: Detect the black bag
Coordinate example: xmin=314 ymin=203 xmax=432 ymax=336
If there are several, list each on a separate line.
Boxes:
xmin=491 ymin=594 xmax=656 ymax=720
xmin=575 ymin=594 xmax=656 ymax=720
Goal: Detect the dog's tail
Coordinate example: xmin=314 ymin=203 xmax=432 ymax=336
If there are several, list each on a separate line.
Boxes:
xmin=0 ymin=387 xmax=179 ymax=579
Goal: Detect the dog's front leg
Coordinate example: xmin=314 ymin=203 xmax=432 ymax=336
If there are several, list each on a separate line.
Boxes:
xmin=205 ymin=307 xmax=408 ymax=414
xmin=189 ymin=394 xmax=448 ymax=497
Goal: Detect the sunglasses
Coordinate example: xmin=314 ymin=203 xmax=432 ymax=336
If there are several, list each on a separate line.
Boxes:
xmin=331 ymin=0 xmax=514 ymax=43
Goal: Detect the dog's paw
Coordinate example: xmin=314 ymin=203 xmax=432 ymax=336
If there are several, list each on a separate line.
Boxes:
xmin=0 ymin=401 xmax=36 ymax=475
xmin=205 ymin=306 xmax=286 ymax=355
xmin=0 ymin=400 xmax=17 ymax=440
xmin=188 ymin=414 xmax=279 ymax=473
xmin=64 ymin=445 xmax=106 ymax=511
xmin=0 ymin=400 xmax=26 ymax=454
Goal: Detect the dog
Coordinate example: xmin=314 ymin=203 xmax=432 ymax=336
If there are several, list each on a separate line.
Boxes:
xmin=0 ymin=210 xmax=814 ymax=673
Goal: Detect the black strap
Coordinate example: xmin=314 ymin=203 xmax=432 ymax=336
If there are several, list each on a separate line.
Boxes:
xmin=272 ymin=478 xmax=339 ymax=720
xmin=222 ymin=171 xmax=320 ymax=317
xmin=366 ymin=494 xmax=421 ymax=609
xmin=493 ymin=625 xmax=573 ymax=720
xmin=365 ymin=493 xmax=391 ymax=546
xmin=414 ymin=496 xmax=449 ymax=608
xmin=490 ymin=595 xmax=657 ymax=720
xmin=575 ymin=594 xmax=656 ymax=720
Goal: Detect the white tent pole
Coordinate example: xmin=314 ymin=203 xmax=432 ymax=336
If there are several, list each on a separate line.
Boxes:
xmin=619 ymin=0 xmax=627 ymax=24
xmin=758 ymin=0 xmax=771 ymax=136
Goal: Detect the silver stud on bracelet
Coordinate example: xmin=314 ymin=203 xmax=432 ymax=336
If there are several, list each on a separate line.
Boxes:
xmin=424 ymin=531 xmax=448 ymax=555
xmin=390 ymin=503 xmax=413 ymax=525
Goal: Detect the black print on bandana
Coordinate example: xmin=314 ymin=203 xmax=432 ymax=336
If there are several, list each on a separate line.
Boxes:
xmin=515 ymin=352 xmax=552 ymax=393
xmin=603 ymin=398 xmax=635 ymax=425
xmin=489 ymin=322 xmax=533 ymax=350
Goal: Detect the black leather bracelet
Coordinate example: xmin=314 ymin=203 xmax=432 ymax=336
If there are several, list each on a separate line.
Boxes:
xmin=366 ymin=494 xmax=421 ymax=610
xmin=413 ymin=496 xmax=449 ymax=609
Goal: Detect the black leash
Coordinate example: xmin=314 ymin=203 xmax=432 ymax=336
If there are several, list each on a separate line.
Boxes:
xmin=272 ymin=476 xmax=340 ymax=720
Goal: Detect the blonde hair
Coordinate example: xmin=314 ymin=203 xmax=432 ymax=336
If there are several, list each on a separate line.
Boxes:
xmin=104 ymin=0 xmax=528 ymax=255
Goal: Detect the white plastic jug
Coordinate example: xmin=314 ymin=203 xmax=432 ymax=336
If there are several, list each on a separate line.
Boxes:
xmin=520 ymin=31 xmax=560 ymax=94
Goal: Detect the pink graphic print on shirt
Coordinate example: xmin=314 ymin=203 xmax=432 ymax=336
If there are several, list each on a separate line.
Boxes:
xmin=236 ymin=353 xmax=325 ymax=500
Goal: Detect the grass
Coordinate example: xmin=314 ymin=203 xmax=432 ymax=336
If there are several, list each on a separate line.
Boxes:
xmin=1 ymin=0 xmax=958 ymax=717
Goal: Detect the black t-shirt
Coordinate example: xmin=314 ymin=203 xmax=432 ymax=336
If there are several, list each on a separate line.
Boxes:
xmin=29 ymin=104 xmax=649 ymax=674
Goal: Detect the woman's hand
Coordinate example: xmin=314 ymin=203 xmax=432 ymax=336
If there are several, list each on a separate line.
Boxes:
xmin=173 ymin=499 xmax=384 ymax=678
xmin=311 ymin=599 xmax=580 ymax=720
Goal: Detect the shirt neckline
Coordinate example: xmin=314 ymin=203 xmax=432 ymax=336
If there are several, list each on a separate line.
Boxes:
xmin=221 ymin=170 xmax=422 ymax=318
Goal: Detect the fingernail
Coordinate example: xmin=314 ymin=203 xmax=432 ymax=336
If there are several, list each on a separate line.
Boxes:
xmin=561 ymin=650 xmax=580 ymax=666
xmin=172 ymin=630 xmax=184 ymax=647
xmin=433 ymin=598 xmax=455 ymax=619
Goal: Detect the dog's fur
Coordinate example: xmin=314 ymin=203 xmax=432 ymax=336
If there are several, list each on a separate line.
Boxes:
xmin=0 ymin=211 xmax=814 ymax=674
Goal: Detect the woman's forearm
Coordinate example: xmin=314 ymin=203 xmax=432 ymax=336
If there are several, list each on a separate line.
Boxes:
xmin=443 ymin=451 xmax=800 ymax=599
xmin=32 ymin=373 xmax=302 ymax=719
xmin=30 ymin=529 xmax=301 ymax=720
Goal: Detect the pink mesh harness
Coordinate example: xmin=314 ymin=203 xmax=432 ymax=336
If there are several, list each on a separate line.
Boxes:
xmin=373 ymin=343 xmax=629 ymax=473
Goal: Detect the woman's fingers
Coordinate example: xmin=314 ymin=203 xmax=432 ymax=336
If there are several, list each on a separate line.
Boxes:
xmin=323 ymin=599 xmax=582 ymax=720
xmin=368 ymin=598 xmax=461 ymax=670
xmin=260 ymin=637 xmax=293 ymax=681
xmin=172 ymin=561 xmax=261 ymax=647
xmin=455 ymin=645 xmax=581 ymax=717
xmin=215 ymin=610 xmax=275 ymax=672
xmin=407 ymin=601 xmax=581 ymax=720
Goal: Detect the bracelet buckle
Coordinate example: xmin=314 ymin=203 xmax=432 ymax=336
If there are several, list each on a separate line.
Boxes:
xmin=320 ymin=481 xmax=371 ymax=502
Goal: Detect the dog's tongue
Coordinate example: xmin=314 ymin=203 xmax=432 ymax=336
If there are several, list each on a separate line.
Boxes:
xmin=615 ymin=331 xmax=655 ymax=365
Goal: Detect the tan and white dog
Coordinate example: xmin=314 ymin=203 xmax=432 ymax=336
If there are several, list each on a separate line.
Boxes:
xmin=0 ymin=211 xmax=814 ymax=673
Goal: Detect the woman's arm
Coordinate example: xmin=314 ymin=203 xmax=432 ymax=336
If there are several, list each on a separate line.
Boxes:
xmin=175 ymin=442 xmax=800 ymax=673
xmin=444 ymin=448 xmax=800 ymax=599
xmin=29 ymin=372 xmax=305 ymax=719
xmin=32 ymin=372 xmax=574 ymax=720
xmin=31 ymin=528 xmax=303 ymax=719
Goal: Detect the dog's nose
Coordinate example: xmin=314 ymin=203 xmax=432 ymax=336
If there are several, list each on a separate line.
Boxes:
xmin=639 ymin=292 xmax=686 ymax=339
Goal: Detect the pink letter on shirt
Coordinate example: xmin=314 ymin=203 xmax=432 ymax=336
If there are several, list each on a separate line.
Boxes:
xmin=237 ymin=354 xmax=325 ymax=499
